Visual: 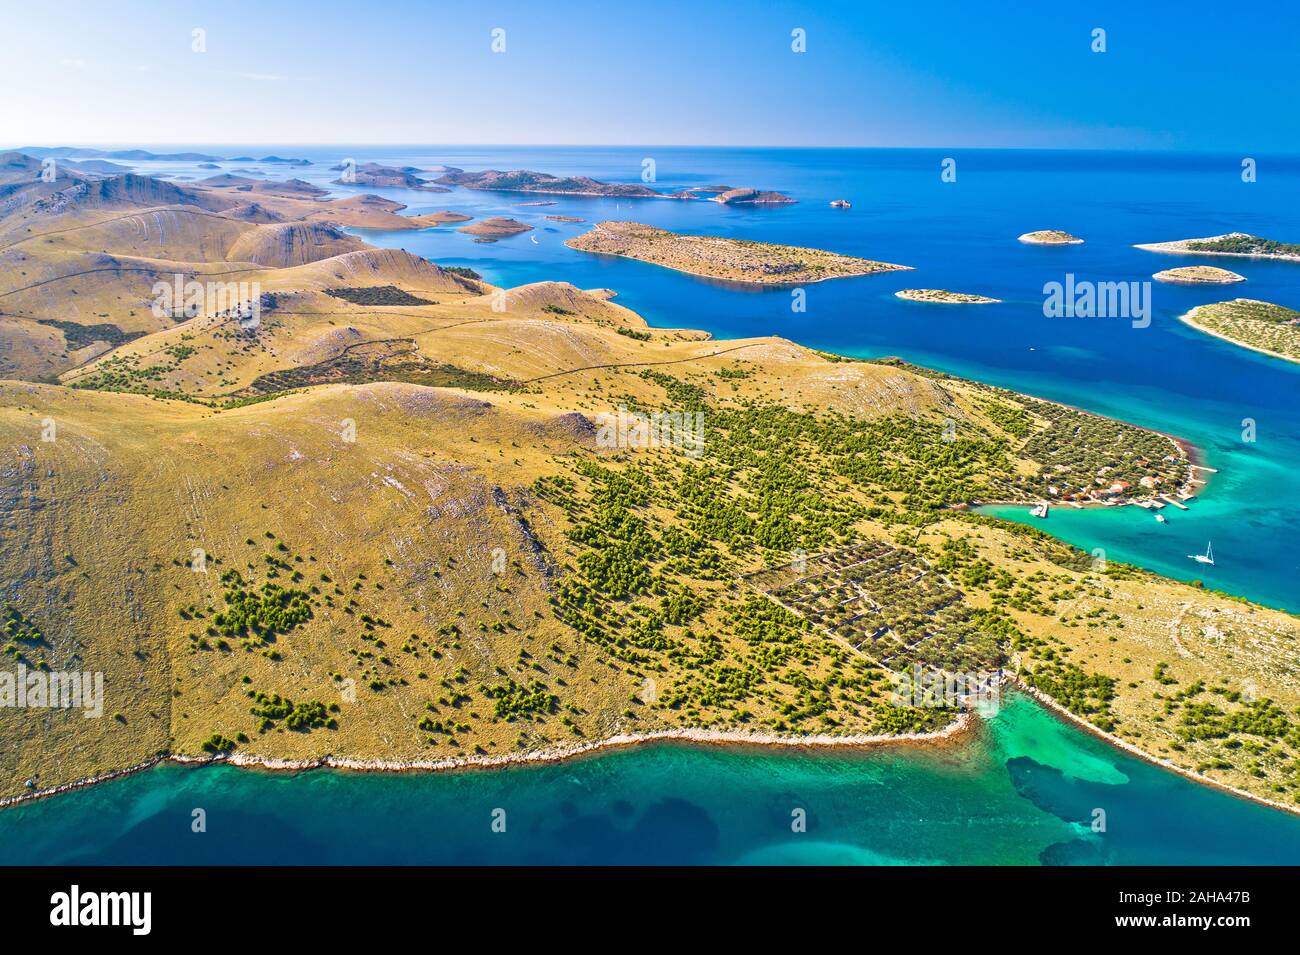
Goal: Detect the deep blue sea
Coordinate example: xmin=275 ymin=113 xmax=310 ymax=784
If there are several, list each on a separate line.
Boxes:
xmin=5 ymin=145 xmax=1297 ymax=864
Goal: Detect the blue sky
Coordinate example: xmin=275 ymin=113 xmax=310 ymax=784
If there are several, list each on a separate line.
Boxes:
xmin=1 ymin=0 xmax=1295 ymax=150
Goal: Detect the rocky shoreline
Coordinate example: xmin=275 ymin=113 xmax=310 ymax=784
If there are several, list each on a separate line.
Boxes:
xmin=1018 ymin=230 xmax=1084 ymax=245
xmin=1179 ymin=302 xmax=1300 ymax=365
xmin=565 ymin=220 xmax=910 ymax=286
xmin=457 ymin=216 xmax=534 ymax=241
xmin=0 ymin=715 xmax=975 ymax=810
xmin=1016 ymin=680 xmax=1300 ymax=819
xmin=15 ymin=683 xmax=1295 ymax=822
xmin=895 ymin=288 xmax=1000 ymax=304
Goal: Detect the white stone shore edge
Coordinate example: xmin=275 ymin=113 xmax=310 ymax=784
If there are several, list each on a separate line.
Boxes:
xmin=1015 ymin=680 xmax=1300 ymax=819
xmin=1017 ymin=232 xmax=1084 ymax=245
xmin=0 ymin=714 xmax=974 ymax=811
xmin=1177 ymin=308 xmax=1300 ymax=366
xmin=894 ymin=290 xmax=1001 ymax=304
xmin=1134 ymin=235 xmax=1300 ymax=264
xmin=7 ymin=690 xmax=1297 ymax=821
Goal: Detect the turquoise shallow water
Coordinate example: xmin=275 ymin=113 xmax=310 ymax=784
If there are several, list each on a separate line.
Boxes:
xmin=12 ymin=145 xmax=1298 ymax=863
xmin=2 ymin=694 xmax=1297 ymax=865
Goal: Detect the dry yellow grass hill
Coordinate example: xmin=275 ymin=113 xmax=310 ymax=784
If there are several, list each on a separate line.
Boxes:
xmin=224 ymin=222 xmax=368 ymax=268
xmin=2 ymin=168 xmax=1298 ymax=814
xmin=0 ymin=161 xmax=487 ymax=383
xmin=5 ymin=342 xmax=1298 ymax=807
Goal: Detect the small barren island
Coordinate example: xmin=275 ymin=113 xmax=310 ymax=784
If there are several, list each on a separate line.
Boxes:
xmin=1018 ymin=230 xmax=1084 ymax=245
xmin=1153 ymin=265 xmax=1246 ymax=284
xmin=896 ymin=289 xmax=1001 ymax=304
xmin=565 ymin=220 xmax=909 ymax=285
xmin=1180 ymin=298 xmax=1300 ymax=363
xmin=457 ymin=216 xmax=534 ymax=242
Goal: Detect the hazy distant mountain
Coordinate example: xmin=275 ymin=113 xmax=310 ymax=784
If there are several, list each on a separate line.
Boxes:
xmin=14 ymin=147 xmax=310 ymax=164
xmin=228 ymin=155 xmax=312 ymax=165
xmin=29 ymin=172 xmax=237 ymax=214
xmin=0 ymin=151 xmax=132 ymax=179
xmin=63 ymin=158 xmax=133 ymax=175
xmin=330 ymin=162 xmax=450 ymax=191
xmin=15 ymin=146 xmax=226 ymax=162
xmin=436 ymin=168 xmax=662 ymax=198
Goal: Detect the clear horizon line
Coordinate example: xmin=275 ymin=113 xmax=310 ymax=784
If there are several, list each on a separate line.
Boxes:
xmin=5 ymin=142 xmax=1295 ymax=156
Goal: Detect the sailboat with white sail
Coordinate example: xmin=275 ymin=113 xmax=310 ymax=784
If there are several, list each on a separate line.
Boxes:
xmin=1187 ymin=541 xmax=1214 ymax=566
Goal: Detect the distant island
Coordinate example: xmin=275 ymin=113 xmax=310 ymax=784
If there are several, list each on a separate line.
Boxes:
xmin=896 ymin=289 xmax=1000 ymax=304
xmin=0 ymin=152 xmax=130 ymax=177
xmin=332 ymin=162 xmax=450 ymax=192
xmin=1018 ymin=230 xmax=1084 ymax=245
xmin=16 ymin=147 xmax=311 ymax=165
xmin=198 ymin=174 xmax=328 ymax=198
xmin=565 ymin=220 xmax=909 ymax=285
xmin=457 ymin=216 xmax=534 ymax=241
xmin=1180 ymin=298 xmax=1300 ymax=363
xmin=1153 ymin=265 xmax=1246 ymax=284
xmin=404 ymin=210 xmax=473 ymax=228
xmin=17 ymin=146 xmax=227 ymax=162
xmin=1135 ymin=231 xmax=1300 ymax=263
xmin=319 ymin=197 xmax=470 ymax=230
xmin=435 ymin=168 xmax=793 ymax=204
xmin=437 ymin=168 xmax=661 ymax=198
xmin=707 ymin=187 xmax=795 ymax=206
xmin=229 ymin=155 xmax=312 ymax=166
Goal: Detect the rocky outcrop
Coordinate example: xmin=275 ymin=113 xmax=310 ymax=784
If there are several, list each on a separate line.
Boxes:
xmin=710 ymin=187 xmax=795 ymax=205
xmin=33 ymin=174 xmax=236 ymax=214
